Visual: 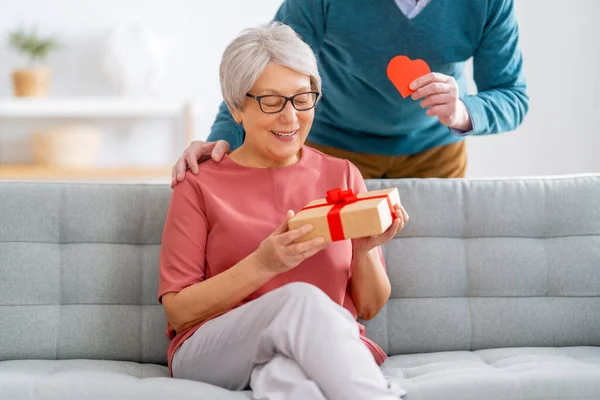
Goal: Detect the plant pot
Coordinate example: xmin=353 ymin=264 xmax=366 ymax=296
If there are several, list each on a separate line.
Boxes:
xmin=12 ymin=67 xmax=50 ymax=97
xmin=31 ymin=125 xmax=102 ymax=168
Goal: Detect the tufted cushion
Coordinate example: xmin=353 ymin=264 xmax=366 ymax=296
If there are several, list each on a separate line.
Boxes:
xmin=0 ymin=360 xmax=251 ymax=399
xmin=0 ymin=183 xmax=171 ymax=364
xmin=364 ymin=176 xmax=600 ymax=355
xmin=382 ymin=346 xmax=600 ymax=399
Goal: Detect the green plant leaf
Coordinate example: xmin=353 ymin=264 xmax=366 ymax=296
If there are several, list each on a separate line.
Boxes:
xmin=8 ymin=27 xmax=59 ymax=62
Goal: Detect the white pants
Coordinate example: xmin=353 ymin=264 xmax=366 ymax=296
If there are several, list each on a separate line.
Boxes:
xmin=172 ymin=282 xmax=406 ymax=400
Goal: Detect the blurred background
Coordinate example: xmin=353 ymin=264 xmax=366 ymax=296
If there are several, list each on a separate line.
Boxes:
xmin=0 ymin=0 xmax=598 ymax=182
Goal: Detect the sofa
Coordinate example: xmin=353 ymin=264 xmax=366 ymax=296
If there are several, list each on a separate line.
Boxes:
xmin=0 ymin=175 xmax=599 ymax=400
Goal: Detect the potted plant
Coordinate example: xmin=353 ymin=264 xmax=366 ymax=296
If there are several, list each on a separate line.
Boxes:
xmin=8 ymin=27 xmax=59 ymax=97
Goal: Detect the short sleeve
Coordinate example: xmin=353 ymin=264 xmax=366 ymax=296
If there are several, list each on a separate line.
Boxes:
xmin=158 ymin=172 xmax=209 ymax=303
xmin=345 ymin=160 xmax=387 ymax=270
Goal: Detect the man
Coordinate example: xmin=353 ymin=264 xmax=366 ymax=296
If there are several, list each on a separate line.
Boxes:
xmin=171 ymin=0 xmax=528 ymax=185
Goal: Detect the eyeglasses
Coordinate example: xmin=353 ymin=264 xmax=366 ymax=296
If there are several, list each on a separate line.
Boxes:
xmin=246 ymin=91 xmax=320 ymax=114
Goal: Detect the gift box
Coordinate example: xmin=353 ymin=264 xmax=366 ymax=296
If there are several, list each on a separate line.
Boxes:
xmin=288 ymin=187 xmax=401 ymax=243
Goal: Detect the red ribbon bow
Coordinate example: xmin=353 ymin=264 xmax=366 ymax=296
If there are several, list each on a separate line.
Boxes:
xmin=301 ymin=188 xmax=395 ymax=241
xmin=326 ymin=188 xmax=358 ymax=205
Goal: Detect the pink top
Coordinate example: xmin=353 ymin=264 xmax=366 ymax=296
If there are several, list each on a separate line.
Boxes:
xmin=158 ymin=146 xmax=388 ymax=375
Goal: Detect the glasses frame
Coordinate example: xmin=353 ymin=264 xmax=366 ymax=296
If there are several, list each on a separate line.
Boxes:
xmin=246 ymin=91 xmax=320 ymax=114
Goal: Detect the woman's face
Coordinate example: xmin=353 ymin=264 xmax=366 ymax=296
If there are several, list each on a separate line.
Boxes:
xmin=232 ymin=63 xmax=315 ymax=167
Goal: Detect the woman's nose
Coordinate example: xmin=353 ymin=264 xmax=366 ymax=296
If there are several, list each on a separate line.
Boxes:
xmin=279 ymin=101 xmax=298 ymax=123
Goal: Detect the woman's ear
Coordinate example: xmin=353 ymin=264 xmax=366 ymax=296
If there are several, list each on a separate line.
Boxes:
xmin=228 ymin=107 xmax=243 ymax=125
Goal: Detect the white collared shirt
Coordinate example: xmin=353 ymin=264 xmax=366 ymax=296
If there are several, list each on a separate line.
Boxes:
xmin=394 ymin=0 xmax=433 ymax=19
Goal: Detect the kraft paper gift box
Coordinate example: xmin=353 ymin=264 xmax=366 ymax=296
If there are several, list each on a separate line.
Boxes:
xmin=288 ymin=187 xmax=401 ymax=243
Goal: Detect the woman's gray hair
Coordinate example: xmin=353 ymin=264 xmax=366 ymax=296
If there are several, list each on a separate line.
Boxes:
xmin=220 ymin=22 xmax=322 ymax=112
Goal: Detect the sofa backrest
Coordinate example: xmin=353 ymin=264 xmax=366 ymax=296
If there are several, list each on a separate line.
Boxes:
xmin=363 ymin=175 xmax=600 ymax=355
xmin=1 ymin=176 xmax=599 ymax=365
xmin=0 ymin=182 xmax=171 ymax=364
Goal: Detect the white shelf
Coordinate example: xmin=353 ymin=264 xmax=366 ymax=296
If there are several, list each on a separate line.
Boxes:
xmin=0 ymin=164 xmax=171 ymax=181
xmin=0 ymin=96 xmax=196 ymax=180
xmin=0 ymin=97 xmax=190 ymax=118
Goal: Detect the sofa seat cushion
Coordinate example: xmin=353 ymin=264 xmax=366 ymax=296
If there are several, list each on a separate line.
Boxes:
xmin=382 ymin=346 xmax=600 ymax=400
xmin=2 ymin=347 xmax=599 ymax=400
xmin=0 ymin=359 xmax=251 ymax=400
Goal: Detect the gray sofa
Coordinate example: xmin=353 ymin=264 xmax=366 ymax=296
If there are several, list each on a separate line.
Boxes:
xmin=1 ymin=175 xmax=599 ymax=400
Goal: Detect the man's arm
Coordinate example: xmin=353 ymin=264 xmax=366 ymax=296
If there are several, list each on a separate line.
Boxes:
xmin=206 ymin=102 xmax=245 ymax=150
xmin=206 ymin=0 xmax=328 ymax=148
xmin=460 ymin=0 xmax=529 ymax=135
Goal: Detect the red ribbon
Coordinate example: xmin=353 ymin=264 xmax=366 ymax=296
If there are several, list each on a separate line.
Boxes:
xmin=300 ymin=188 xmax=396 ymax=241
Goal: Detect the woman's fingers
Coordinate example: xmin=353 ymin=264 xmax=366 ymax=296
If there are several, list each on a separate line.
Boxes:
xmin=397 ymin=215 xmax=405 ymax=232
xmin=400 ymin=205 xmax=409 ymax=221
xmin=297 ymin=239 xmax=329 ymax=260
xmin=271 ymin=235 xmax=326 ymax=267
xmin=272 ymin=210 xmax=296 ymax=235
xmin=390 ymin=218 xmax=402 ymax=237
xmin=289 ymin=236 xmax=327 ymax=256
xmin=371 ymin=218 xmax=399 ymax=246
xmin=278 ymin=223 xmax=314 ymax=244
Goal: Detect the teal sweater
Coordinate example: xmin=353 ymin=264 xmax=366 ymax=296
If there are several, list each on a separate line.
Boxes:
xmin=207 ymin=0 xmax=529 ymax=156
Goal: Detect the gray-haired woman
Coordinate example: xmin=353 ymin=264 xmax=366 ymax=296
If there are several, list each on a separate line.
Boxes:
xmin=159 ymin=22 xmax=408 ymax=400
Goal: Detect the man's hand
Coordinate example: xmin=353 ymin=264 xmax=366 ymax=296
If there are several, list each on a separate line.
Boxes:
xmin=171 ymin=140 xmax=231 ymax=188
xmin=410 ymin=73 xmax=473 ymax=132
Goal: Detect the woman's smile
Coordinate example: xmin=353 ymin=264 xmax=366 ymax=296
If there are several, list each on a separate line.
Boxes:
xmin=271 ymin=129 xmax=299 ymax=141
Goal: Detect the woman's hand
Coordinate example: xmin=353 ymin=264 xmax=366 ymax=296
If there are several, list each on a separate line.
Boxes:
xmin=353 ymin=204 xmax=409 ymax=256
xmin=410 ymin=72 xmax=473 ymax=132
xmin=252 ymin=210 xmax=328 ymax=277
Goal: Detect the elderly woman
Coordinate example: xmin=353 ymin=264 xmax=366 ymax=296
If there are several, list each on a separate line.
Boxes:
xmin=158 ymin=22 xmax=409 ymax=400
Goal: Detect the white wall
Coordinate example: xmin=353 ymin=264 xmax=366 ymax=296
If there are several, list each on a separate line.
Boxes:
xmin=0 ymin=0 xmax=598 ymax=176
xmin=466 ymin=0 xmax=600 ymax=177
xmin=0 ymin=0 xmax=285 ymax=167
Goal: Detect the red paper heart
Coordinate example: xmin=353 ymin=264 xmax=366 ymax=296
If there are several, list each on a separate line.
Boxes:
xmin=387 ymin=55 xmax=431 ymax=98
